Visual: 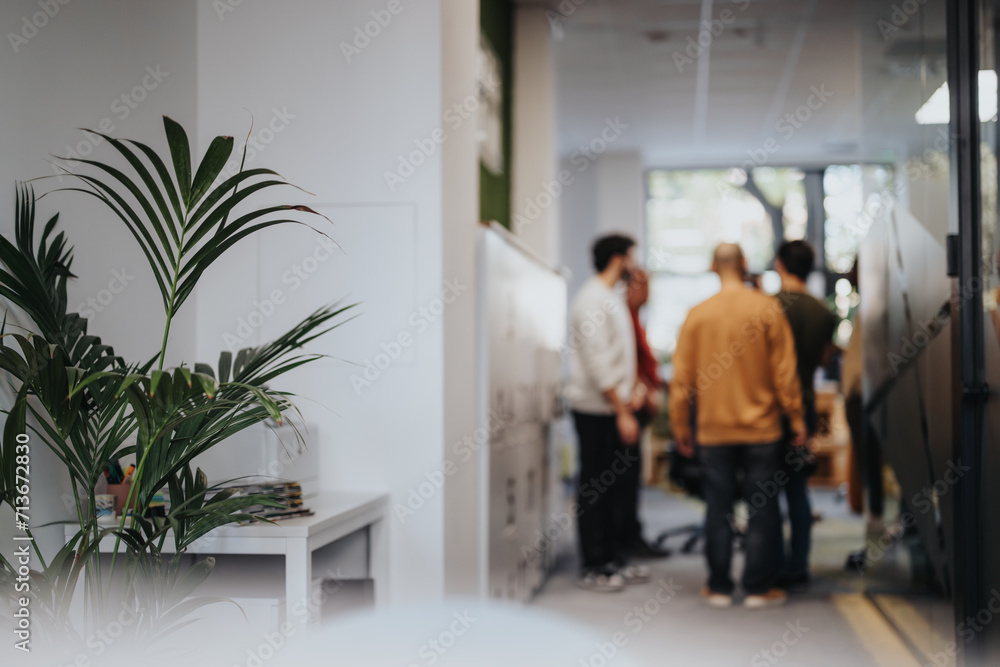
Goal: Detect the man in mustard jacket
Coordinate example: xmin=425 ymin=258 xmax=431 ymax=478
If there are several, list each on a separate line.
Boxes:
xmin=670 ymin=243 xmax=805 ymax=610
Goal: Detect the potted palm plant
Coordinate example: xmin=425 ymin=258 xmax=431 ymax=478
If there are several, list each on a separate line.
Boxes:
xmin=0 ymin=117 xmax=353 ymax=661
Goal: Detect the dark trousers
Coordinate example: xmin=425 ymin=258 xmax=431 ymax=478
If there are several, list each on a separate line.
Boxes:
xmin=615 ymin=409 xmax=650 ymax=548
xmin=700 ymin=441 xmax=783 ymax=596
xmin=572 ymin=411 xmax=640 ymax=572
xmin=781 ymin=400 xmax=818 ymax=577
xmin=782 ymin=465 xmax=813 ymax=576
xmin=845 ymin=394 xmax=885 ymax=517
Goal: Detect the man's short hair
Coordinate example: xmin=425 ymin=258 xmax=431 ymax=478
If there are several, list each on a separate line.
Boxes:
xmin=592 ymin=234 xmax=636 ymax=272
xmin=777 ymin=240 xmax=815 ymax=282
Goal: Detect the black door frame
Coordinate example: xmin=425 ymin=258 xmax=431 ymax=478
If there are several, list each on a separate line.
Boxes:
xmin=948 ymin=0 xmax=986 ymax=663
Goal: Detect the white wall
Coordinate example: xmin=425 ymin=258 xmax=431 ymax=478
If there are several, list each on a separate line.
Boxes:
xmin=511 ymin=7 xmax=559 ymax=266
xmin=0 ymin=0 xmax=199 ymax=564
xmin=559 ymin=151 xmax=646 ymax=298
xmin=594 ymin=151 xmax=645 ymax=245
xmin=195 ymin=0 xmax=455 ymax=603
xmin=440 ymin=0 xmax=484 ymax=596
xmin=558 ymin=156 xmax=597 ymax=299
xmin=0 ymin=0 xmax=489 ymax=606
xmin=0 ymin=0 xmax=199 ymax=366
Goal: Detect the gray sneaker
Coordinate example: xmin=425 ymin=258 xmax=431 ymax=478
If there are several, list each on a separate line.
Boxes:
xmin=616 ymin=564 xmax=651 ymax=585
xmin=577 ymin=571 xmax=626 ymax=592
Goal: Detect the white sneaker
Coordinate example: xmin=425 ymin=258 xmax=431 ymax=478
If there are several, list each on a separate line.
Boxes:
xmin=865 ymin=516 xmax=886 ymax=541
xmin=744 ymin=588 xmax=788 ymax=610
xmin=616 ymin=564 xmax=651 ymax=585
xmin=700 ymin=587 xmax=733 ymax=608
xmin=577 ymin=571 xmax=625 ymax=593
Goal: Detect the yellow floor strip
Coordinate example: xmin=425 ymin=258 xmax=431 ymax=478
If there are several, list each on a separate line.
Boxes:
xmin=832 ymin=593 xmax=923 ymax=667
xmin=874 ymin=595 xmax=956 ymax=667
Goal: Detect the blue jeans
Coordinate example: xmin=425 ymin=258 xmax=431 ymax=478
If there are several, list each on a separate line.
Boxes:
xmin=780 ymin=401 xmax=818 ymax=577
xmin=782 ymin=463 xmax=813 ymax=576
xmin=699 ymin=440 xmax=783 ymax=596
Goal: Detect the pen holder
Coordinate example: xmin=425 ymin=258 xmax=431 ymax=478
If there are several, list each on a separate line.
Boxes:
xmin=106 ymin=483 xmax=139 ymax=515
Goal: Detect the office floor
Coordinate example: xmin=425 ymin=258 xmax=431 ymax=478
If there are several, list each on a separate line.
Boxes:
xmin=530 ymin=486 xmax=955 ymax=667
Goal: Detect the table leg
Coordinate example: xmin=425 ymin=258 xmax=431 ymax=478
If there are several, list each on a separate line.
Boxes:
xmin=369 ymin=518 xmax=389 ymax=606
xmin=285 ymin=537 xmax=312 ymax=635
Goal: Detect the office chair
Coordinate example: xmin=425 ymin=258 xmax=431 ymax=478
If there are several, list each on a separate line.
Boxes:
xmin=653 ymin=445 xmax=705 ymax=553
xmin=654 ymin=442 xmax=745 ymax=555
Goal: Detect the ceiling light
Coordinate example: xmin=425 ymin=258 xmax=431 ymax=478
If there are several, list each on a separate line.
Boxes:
xmin=915 ymin=70 xmax=998 ymax=124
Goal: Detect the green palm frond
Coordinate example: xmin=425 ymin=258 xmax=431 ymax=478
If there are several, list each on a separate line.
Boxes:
xmin=56 ymin=117 xmax=333 ymax=370
xmin=0 ymin=117 xmax=355 ymax=647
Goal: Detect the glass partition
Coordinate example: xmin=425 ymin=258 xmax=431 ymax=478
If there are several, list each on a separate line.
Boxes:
xmin=855 ymin=0 xmax=962 ymax=661
xmin=977 ymin=0 xmax=1000 ymax=663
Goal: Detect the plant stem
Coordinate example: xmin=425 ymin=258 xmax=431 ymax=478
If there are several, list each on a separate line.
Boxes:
xmin=103 ymin=439 xmax=153 ymax=607
xmin=157 ymin=214 xmax=189 ymax=372
xmin=156 ymin=307 xmax=173 ymax=373
xmin=65 ymin=472 xmax=93 ymax=633
xmin=80 ymin=487 xmax=100 ymax=638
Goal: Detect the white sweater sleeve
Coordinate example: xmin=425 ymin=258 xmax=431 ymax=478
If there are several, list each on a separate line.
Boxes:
xmin=574 ymin=299 xmax=627 ymax=393
xmin=565 ymin=279 xmax=634 ymax=413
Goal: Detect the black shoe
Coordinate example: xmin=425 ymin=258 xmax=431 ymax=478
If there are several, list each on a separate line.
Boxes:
xmin=621 ymin=540 xmax=672 ymax=560
xmin=776 ymin=571 xmax=810 ymax=589
xmin=845 ymin=549 xmax=867 ymax=574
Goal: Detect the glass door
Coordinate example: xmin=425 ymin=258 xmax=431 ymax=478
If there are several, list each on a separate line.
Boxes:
xmin=853 ymin=0 xmax=984 ymax=663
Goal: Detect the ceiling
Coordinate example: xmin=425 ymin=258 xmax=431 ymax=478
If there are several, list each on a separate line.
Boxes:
xmin=547 ymin=0 xmax=949 ymax=168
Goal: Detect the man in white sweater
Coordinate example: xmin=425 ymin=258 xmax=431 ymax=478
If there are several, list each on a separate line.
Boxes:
xmin=566 ymin=233 xmax=649 ymax=592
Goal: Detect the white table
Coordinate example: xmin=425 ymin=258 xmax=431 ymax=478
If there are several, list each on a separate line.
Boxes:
xmin=66 ymin=491 xmax=389 ymax=631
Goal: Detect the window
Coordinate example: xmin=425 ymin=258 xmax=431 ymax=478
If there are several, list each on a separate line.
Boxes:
xmin=645 ymin=167 xmax=808 ymax=357
xmin=823 ymin=164 xmax=892 ymax=274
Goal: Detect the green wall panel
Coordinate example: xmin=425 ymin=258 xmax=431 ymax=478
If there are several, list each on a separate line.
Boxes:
xmin=479 ymin=0 xmax=513 ymax=228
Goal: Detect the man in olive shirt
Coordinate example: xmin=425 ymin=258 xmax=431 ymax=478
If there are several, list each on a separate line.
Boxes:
xmin=774 ymin=240 xmax=839 ymax=586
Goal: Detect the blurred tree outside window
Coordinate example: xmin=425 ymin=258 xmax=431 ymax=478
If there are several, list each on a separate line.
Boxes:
xmin=645 ymin=164 xmax=889 ymax=360
xmin=645 ymin=167 xmax=806 ymax=358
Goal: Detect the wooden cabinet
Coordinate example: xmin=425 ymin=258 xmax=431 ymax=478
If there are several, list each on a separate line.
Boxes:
xmin=809 ymin=388 xmax=851 ymax=489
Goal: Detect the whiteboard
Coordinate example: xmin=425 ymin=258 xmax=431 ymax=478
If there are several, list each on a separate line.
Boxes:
xmin=479 ymin=224 xmax=566 ymax=601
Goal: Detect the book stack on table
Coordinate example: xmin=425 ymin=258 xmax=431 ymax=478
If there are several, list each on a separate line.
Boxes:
xmin=228 ymin=481 xmax=315 ymax=522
